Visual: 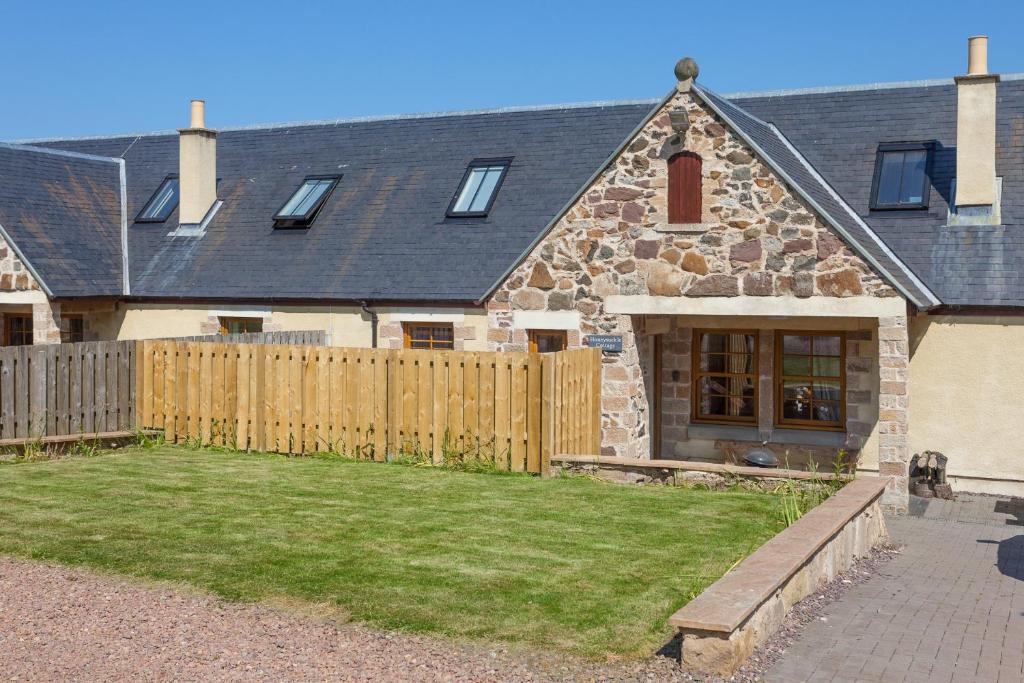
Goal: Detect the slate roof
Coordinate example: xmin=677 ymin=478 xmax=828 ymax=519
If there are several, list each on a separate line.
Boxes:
xmin=6 ymin=76 xmax=1024 ymax=308
xmin=0 ymin=144 xmax=124 ymax=297
xmin=694 ymin=85 xmax=939 ymax=307
xmin=729 ymin=76 xmax=1024 ymax=307
xmin=34 ymin=102 xmax=656 ymax=302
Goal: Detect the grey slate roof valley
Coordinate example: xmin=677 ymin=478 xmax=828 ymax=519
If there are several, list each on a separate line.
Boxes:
xmin=0 ymin=144 xmax=124 ymax=297
xmin=729 ymin=76 xmax=1024 ymax=307
xmin=34 ymin=103 xmax=656 ymax=302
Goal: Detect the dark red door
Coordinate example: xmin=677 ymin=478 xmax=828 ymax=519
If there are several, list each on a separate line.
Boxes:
xmin=668 ymin=152 xmax=702 ymax=223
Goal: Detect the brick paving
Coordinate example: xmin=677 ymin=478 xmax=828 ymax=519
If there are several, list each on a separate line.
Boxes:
xmin=765 ymin=494 xmax=1024 ymax=682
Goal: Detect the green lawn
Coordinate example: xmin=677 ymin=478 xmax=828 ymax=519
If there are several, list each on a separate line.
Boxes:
xmin=0 ymin=446 xmax=785 ymax=657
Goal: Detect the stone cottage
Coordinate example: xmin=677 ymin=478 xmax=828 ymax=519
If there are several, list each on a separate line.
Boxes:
xmin=1 ymin=36 xmax=1022 ymax=509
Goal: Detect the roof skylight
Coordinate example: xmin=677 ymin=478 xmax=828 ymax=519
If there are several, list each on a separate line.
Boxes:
xmin=447 ymin=159 xmax=511 ymax=217
xmin=135 ymin=176 xmax=180 ymax=223
xmin=274 ymin=176 xmax=340 ymax=227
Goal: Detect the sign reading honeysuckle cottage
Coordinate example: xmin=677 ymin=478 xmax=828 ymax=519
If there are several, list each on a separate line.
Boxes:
xmin=585 ymin=335 xmax=623 ymax=353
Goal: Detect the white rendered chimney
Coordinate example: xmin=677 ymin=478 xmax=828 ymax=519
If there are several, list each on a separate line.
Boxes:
xmin=178 ymin=99 xmax=218 ymax=225
xmin=954 ymin=36 xmax=999 ymax=207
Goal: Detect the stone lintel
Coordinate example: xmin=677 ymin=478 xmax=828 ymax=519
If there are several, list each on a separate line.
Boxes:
xmin=605 ymin=294 xmax=906 ymax=318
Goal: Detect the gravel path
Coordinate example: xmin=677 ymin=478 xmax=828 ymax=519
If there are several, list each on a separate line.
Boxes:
xmin=0 ymin=551 xmax=895 ymax=682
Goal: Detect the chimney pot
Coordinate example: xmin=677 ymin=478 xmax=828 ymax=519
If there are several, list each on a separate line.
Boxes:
xmin=190 ymin=99 xmax=206 ymax=129
xmin=967 ymin=36 xmax=989 ymax=76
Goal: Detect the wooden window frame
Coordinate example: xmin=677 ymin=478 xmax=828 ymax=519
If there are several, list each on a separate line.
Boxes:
xmin=218 ymin=316 xmax=264 ymax=336
xmin=527 ymin=329 xmax=567 ymax=353
xmin=668 ymin=151 xmax=702 ymax=223
xmin=774 ymin=330 xmax=846 ymax=431
xmin=691 ymin=328 xmax=759 ymax=426
xmin=402 ymin=322 xmax=455 ymax=350
xmin=61 ymin=314 xmax=85 ymax=344
xmin=4 ymin=314 xmax=33 ymax=346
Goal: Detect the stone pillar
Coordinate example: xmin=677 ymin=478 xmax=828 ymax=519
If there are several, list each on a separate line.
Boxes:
xmin=32 ymin=300 xmax=61 ymax=345
xmin=876 ymin=314 xmax=910 ymax=512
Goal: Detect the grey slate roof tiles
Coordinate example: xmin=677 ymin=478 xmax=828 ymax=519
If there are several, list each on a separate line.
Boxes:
xmin=3 ymin=76 xmax=1023 ymax=308
xmin=37 ymin=103 xmax=656 ymax=302
xmin=0 ymin=144 xmax=123 ymax=297
xmin=730 ymin=77 xmax=1024 ymax=307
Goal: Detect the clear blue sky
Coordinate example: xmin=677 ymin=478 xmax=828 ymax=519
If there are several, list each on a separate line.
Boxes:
xmin=4 ymin=0 xmax=1022 ymax=140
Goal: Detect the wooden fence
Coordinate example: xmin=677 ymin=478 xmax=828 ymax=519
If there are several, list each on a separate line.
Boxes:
xmin=169 ymin=330 xmax=328 ymax=345
xmin=0 ymin=341 xmax=135 ymax=441
xmin=136 ymin=342 xmax=602 ymax=473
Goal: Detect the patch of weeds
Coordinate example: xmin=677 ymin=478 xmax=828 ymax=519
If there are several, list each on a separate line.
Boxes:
xmin=135 ymin=430 xmax=166 ymax=449
xmin=775 ymin=450 xmax=853 ymax=527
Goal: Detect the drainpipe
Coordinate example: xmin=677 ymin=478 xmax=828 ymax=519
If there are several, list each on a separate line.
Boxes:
xmin=360 ymin=301 xmax=378 ymax=348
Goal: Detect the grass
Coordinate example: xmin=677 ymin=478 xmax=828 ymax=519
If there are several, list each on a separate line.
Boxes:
xmin=0 ymin=445 xmax=786 ymax=658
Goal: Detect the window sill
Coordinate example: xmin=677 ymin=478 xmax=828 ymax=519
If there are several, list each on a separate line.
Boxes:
xmin=654 ymin=222 xmax=714 ymax=234
xmin=687 ymin=423 xmax=847 ymax=448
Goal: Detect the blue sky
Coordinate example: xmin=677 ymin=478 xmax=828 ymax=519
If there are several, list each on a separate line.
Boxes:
xmin=4 ymin=0 xmax=1022 ymax=140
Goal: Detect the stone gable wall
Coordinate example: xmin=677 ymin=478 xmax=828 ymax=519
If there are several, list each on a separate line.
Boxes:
xmin=0 ymin=236 xmax=41 ymax=292
xmin=486 ymin=86 xmax=901 ymax=458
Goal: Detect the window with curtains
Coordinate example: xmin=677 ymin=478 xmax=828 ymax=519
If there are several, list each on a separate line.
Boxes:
xmin=218 ymin=317 xmax=263 ymax=335
xmin=403 ymin=323 xmax=455 ymax=350
xmin=668 ymin=152 xmax=702 ymax=223
xmin=692 ymin=330 xmax=757 ymax=424
xmin=528 ymin=330 xmax=567 ymax=353
xmin=776 ymin=332 xmax=845 ymax=429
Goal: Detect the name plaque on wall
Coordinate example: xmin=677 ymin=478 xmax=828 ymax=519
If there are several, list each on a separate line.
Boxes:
xmin=584 ymin=335 xmax=623 ymax=353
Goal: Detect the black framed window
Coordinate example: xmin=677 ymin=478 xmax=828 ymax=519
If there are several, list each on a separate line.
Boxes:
xmin=869 ymin=143 xmax=932 ymax=210
xmin=135 ymin=176 xmax=180 ymax=223
xmin=447 ymin=158 xmax=511 ymax=217
xmin=274 ymin=176 xmax=340 ymax=228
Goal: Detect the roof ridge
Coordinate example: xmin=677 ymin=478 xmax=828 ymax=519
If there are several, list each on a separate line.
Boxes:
xmin=7 ymin=98 xmax=661 ymax=145
xmin=0 ymin=141 xmax=123 ymax=164
xmin=724 ymin=72 xmax=1024 ymax=99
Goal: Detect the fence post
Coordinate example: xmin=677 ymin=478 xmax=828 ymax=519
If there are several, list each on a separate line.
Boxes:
xmin=28 ymin=346 xmax=46 ymax=438
xmin=540 ymin=353 xmax=554 ymax=476
xmin=590 ymin=347 xmax=602 ymax=454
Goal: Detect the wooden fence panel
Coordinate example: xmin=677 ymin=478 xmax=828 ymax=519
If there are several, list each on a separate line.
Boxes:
xmin=135 ymin=341 xmax=602 ymax=473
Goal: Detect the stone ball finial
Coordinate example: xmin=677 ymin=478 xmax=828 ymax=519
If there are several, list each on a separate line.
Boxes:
xmin=674 ymin=57 xmax=699 ymax=82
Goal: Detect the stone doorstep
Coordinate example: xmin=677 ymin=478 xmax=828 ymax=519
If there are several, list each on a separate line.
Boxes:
xmin=670 ymin=478 xmax=889 ymax=675
xmin=551 ymin=453 xmax=842 ymax=481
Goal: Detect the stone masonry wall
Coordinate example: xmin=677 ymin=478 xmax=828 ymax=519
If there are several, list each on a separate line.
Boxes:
xmin=0 ymin=235 xmax=41 ymax=293
xmin=487 ymin=83 xmax=900 ymax=461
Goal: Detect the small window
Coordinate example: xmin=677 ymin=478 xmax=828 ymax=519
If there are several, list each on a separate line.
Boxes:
xmin=447 ymin=159 xmax=511 ymax=217
xmin=218 ymin=317 xmax=264 ymax=335
xmin=135 ymin=176 xmax=180 ymax=223
xmin=274 ymin=176 xmax=340 ymax=227
xmin=668 ymin=152 xmax=702 ymax=223
xmin=528 ymin=330 xmax=567 ymax=353
xmin=870 ymin=143 xmax=932 ymax=210
xmin=403 ymin=323 xmax=454 ymax=350
xmin=60 ymin=315 xmax=84 ymax=343
xmin=692 ymin=330 xmax=757 ymax=424
xmin=4 ymin=315 xmax=33 ymax=346
xmin=776 ymin=332 xmax=845 ymax=430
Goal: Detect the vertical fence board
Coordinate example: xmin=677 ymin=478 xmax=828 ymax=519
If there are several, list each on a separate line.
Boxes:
xmin=493 ymin=352 xmax=511 ymax=469
xmin=526 ymin=352 xmax=541 ymax=474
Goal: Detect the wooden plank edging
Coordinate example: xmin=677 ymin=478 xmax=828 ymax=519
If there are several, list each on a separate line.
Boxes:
xmin=668 ymin=476 xmax=888 ymax=633
xmin=552 ymin=454 xmax=843 ymax=481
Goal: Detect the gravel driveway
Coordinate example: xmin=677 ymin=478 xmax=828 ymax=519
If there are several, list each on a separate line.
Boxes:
xmin=0 ymin=556 xmax=696 ymax=682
